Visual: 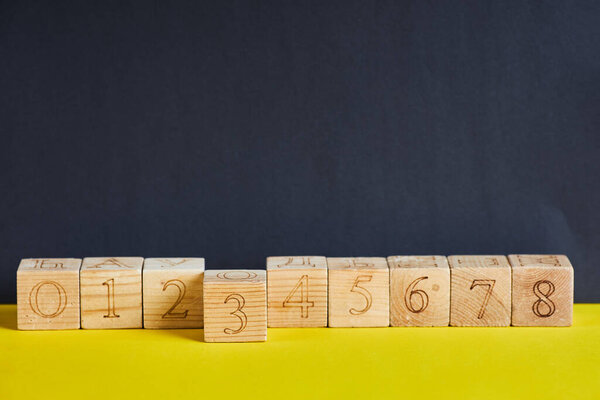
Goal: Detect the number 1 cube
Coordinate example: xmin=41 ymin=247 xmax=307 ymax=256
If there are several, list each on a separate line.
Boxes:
xmin=267 ymin=256 xmax=327 ymax=327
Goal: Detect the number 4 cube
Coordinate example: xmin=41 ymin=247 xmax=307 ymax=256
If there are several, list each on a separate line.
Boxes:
xmin=267 ymin=256 xmax=327 ymax=327
xmin=509 ymin=254 xmax=573 ymax=326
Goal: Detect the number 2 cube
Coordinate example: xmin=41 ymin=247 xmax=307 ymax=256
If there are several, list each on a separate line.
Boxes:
xmin=449 ymin=255 xmax=511 ymax=326
xmin=328 ymin=257 xmax=389 ymax=327
xmin=203 ymin=270 xmax=266 ymax=342
xmin=80 ymin=257 xmax=143 ymax=329
xmin=509 ymin=254 xmax=573 ymax=326
xmin=267 ymin=256 xmax=327 ymax=327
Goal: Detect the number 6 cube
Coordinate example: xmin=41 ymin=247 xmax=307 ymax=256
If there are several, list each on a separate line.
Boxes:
xmin=449 ymin=255 xmax=511 ymax=326
xmin=267 ymin=256 xmax=328 ymax=327
xmin=203 ymin=270 xmax=266 ymax=342
xmin=328 ymin=257 xmax=389 ymax=327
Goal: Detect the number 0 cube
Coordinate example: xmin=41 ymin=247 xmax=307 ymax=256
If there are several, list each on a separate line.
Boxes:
xmin=449 ymin=255 xmax=511 ymax=327
xmin=508 ymin=254 xmax=573 ymax=326
xmin=328 ymin=257 xmax=389 ymax=327
xmin=203 ymin=270 xmax=266 ymax=342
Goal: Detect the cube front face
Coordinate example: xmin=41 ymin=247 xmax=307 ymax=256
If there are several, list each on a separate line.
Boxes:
xmin=328 ymin=258 xmax=389 ymax=327
xmin=267 ymin=256 xmax=327 ymax=327
xmin=509 ymin=254 xmax=573 ymax=326
xmin=449 ymin=256 xmax=511 ymax=327
xmin=17 ymin=258 xmax=82 ymax=330
xmin=388 ymin=256 xmax=450 ymax=327
xmin=143 ymin=258 xmax=205 ymax=329
xmin=80 ymin=257 xmax=143 ymax=329
xmin=203 ymin=270 xmax=266 ymax=342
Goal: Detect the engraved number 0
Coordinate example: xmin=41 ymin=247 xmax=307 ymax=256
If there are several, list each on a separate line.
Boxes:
xmin=404 ymin=276 xmax=429 ymax=313
xmin=224 ymin=294 xmax=247 ymax=334
xmin=161 ymin=279 xmax=189 ymax=319
xmin=470 ymin=279 xmax=495 ymax=319
xmin=349 ymin=275 xmax=373 ymax=315
xmin=28 ymin=281 xmax=67 ymax=318
xmin=102 ymin=278 xmax=120 ymax=318
xmin=282 ymin=275 xmax=314 ymax=318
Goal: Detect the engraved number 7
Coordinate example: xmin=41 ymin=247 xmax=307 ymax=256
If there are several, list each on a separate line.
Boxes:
xmin=349 ymin=275 xmax=373 ymax=315
xmin=470 ymin=279 xmax=495 ymax=319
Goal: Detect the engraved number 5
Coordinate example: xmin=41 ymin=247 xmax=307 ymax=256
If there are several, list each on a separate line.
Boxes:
xmin=349 ymin=275 xmax=373 ymax=315
xmin=224 ymin=293 xmax=247 ymax=334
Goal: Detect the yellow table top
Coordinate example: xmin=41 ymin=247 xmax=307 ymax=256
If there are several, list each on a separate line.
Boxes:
xmin=1 ymin=304 xmax=599 ymax=399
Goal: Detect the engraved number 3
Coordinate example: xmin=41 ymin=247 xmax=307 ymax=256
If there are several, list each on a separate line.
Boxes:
xmin=349 ymin=275 xmax=373 ymax=315
xmin=224 ymin=293 xmax=247 ymax=335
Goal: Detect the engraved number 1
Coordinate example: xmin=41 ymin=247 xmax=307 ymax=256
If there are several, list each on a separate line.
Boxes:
xmin=102 ymin=278 xmax=120 ymax=318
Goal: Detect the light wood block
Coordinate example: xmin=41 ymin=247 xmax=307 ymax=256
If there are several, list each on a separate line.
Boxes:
xmin=203 ymin=270 xmax=266 ymax=342
xmin=388 ymin=256 xmax=450 ymax=327
xmin=143 ymin=258 xmax=205 ymax=329
xmin=328 ymin=257 xmax=389 ymax=327
xmin=267 ymin=256 xmax=327 ymax=328
xmin=17 ymin=258 xmax=82 ymax=330
xmin=80 ymin=257 xmax=143 ymax=329
xmin=449 ymin=255 xmax=511 ymax=326
xmin=509 ymin=254 xmax=573 ymax=326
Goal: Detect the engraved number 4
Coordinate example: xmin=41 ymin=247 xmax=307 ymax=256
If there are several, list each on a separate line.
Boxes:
xmin=283 ymin=275 xmax=314 ymax=318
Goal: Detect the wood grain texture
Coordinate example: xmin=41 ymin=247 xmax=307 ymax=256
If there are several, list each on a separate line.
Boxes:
xmin=388 ymin=256 xmax=450 ymax=327
xmin=80 ymin=257 xmax=143 ymax=329
xmin=143 ymin=258 xmax=204 ymax=329
xmin=509 ymin=254 xmax=573 ymax=326
xmin=327 ymin=257 xmax=389 ymax=327
xmin=203 ymin=270 xmax=266 ymax=342
xmin=267 ymin=256 xmax=327 ymax=327
xmin=17 ymin=258 xmax=81 ymax=330
xmin=449 ymin=255 xmax=511 ymax=327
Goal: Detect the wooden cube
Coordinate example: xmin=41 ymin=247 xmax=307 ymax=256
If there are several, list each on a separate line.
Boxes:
xmin=143 ymin=258 xmax=205 ymax=329
xmin=388 ymin=255 xmax=450 ymax=327
xmin=17 ymin=258 xmax=82 ymax=330
xmin=203 ymin=270 xmax=266 ymax=342
xmin=328 ymin=257 xmax=389 ymax=327
xmin=449 ymin=255 xmax=511 ymax=326
xmin=509 ymin=254 xmax=573 ymax=326
xmin=80 ymin=257 xmax=143 ymax=329
xmin=267 ymin=256 xmax=327 ymax=327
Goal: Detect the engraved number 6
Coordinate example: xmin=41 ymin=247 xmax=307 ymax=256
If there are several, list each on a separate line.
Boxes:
xmin=349 ymin=275 xmax=373 ymax=315
xmin=224 ymin=293 xmax=247 ymax=334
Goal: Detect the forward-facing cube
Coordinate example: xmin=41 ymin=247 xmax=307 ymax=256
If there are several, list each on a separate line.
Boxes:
xmin=80 ymin=257 xmax=143 ymax=329
xmin=449 ymin=255 xmax=511 ymax=326
xmin=203 ymin=270 xmax=266 ymax=342
xmin=328 ymin=257 xmax=389 ymax=327
xmin=267 ymin=256 xmax=327 ymax=327
xmin=509 ymin=254 xmax=573 ymax=326
xmin=143 ymin=258 xmax=205 ymax=329
xmin=17 ymin=258 xmax=82 ymax=330
xmin=388 ymin=255 xmax=450 ymax=327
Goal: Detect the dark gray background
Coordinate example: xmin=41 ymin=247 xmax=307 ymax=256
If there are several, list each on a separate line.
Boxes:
xmin=1 ymin=1 xmax=599 ymax=303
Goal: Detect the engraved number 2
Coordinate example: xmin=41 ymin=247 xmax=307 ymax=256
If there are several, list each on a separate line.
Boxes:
xmin=282 ymin=275 xmax=314 ymax=318
xmin=349 ymin=275 xmax=373 ymax=315
xmin=470 ymin=279 xmax=495 ymax=319
xmin=102 ymin=278 xmax=120 ymax=318
xmin=224 ymin=294 xmax=247 ymax=334
xmin=162 ymin=279 xmax=189 ymax=319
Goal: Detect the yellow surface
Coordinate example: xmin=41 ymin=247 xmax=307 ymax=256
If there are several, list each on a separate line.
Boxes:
xmin=1 ymin=304 xmax=599 ymax=399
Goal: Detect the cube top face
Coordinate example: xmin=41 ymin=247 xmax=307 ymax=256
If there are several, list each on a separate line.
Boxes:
xmin=387 ymin=256 xmax=449 ymax=269
xmin=266 ymin=256 xmax=326 ymax=270
xmin=508 ymin=254 xmax=572 ymax=269
xmin=327 ymin=257 xmax=388 ymax=270
xmin=81 ymin=257 xmax=143 ymax=271
xmin=204 ymin=269 xmax=266 ymax=284
xmin=143 ymin=258 xmax=205 ymax=271
xmin=448 ymin=255 xmax=510 ymax=269
xmin=18 ymin=258 xmax=82 ymax=272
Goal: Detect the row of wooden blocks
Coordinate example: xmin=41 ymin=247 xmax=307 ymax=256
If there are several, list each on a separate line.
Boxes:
xmin=17 ymin=255 xmax=574 ymax=342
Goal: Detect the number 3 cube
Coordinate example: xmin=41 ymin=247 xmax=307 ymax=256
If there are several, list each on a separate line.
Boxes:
xmin=328 ymin=257 xmax=389 ymax=327
xmin=449 ymin=255 xmax=511 ymax=326
xmin=203 ymin=270 xmax=266 ymax=342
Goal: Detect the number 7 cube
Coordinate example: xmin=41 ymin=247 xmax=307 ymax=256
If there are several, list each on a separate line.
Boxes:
xmin=449 ymin=255 xmax=511 ymax=326
xmin=328 ymin=257 xmax=389 ymax=327
xmin=267 ymin=256 xmax=328 ymax=327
